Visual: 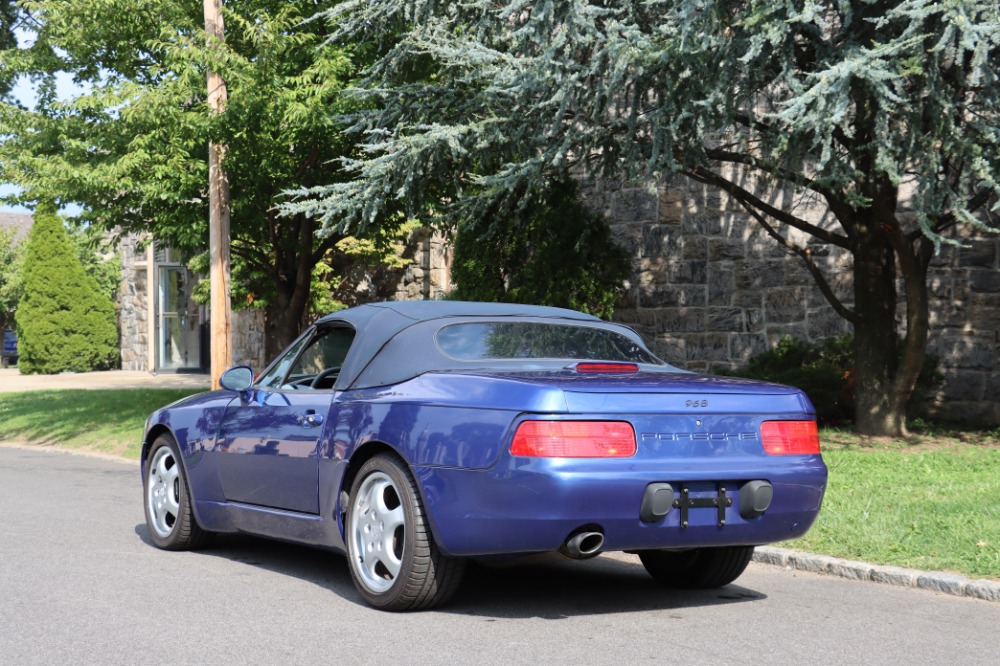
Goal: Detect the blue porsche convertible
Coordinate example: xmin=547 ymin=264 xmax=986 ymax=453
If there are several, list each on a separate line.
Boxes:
xmin=142 ymin=301 xmax=827 ymax=610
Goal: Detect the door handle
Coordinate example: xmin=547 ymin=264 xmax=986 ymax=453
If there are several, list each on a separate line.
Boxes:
xmin=297 ymin=412 xmax=324 ymax=427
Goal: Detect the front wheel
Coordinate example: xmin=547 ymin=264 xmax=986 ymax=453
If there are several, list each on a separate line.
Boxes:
xmin=639 ymin=546 xmax=755 ymax=589
xmin=346 ymin=454 xmax=465 ymax=611
xmin=143 ymin=434 xmax=211 ymax=550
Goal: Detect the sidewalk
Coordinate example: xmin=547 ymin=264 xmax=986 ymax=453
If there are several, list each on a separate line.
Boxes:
xmin=0 ymin=367 xmax=211 ymax=392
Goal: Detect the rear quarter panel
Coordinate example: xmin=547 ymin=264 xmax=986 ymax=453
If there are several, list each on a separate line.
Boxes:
xmin=333 ymin=374 xmax=570 ymax=469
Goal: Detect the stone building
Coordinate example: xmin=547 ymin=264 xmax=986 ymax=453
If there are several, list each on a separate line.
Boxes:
xmin=587 ymin=177 xmax=1000 ymax=425
xmin=114 ymin=190 xmax=997 ymax=424
xmin=117 ymin=228 xmax=450 ymax=374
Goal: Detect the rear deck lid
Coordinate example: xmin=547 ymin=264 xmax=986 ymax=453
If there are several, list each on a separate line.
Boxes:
xmin=467 ymin=370 xmax=813 ymax=416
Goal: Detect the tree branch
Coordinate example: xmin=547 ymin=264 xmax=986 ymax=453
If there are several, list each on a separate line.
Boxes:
xmin=906 ymin=188 xmax=996 ymax=241
xmin=730 ymin=193 xmax=860 ymax=325
xmin=703 ymin=147 xmax=837 ymax=199
xmin=684 ymin=167 xmax=852 ymax=249
xmin=310 ymin=230 xmax=345 ymax=266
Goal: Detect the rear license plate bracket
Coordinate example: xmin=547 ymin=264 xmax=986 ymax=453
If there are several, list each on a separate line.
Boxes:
xmin=674 ymin=485 xmax=733 ymax=528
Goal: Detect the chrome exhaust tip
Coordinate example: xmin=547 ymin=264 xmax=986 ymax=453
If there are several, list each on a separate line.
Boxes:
xmin=559 ymin=529 xmax=605 ymax=559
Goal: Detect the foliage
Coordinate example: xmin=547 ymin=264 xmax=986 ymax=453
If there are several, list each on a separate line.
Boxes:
xmin=721 ymin=336 xmax=849 ymax=424
xmin=0 ymin=226 xmax=23 ymax=332
xmin=14 ymin=205 xmax=117 ymax=373
xmin=0 ymin=0 xmax=396 ymax=356
xmin=188 ymin=220 xmax=416 ymax=318
xmin=0 ymin=388 xmax=203 ymax=458
xmin=0 ymin=0 xmax=17 ymax=96
xmin=70 ymin=224 xmax=121 ymax=304
xmin=786 ymin=440 xmax=1000 ymax=580
xmin=721 ymin=335 xmax=942 ymax=425
xmin=293 ymin=0 xmax=1000 ymax=437
xmin=451 ymin=177 xmax=629 ymax=319
xmin=0 ymin=219 xmax=116 ymax=336
xmin=295 ymin=0 xmax=1000 ymax=237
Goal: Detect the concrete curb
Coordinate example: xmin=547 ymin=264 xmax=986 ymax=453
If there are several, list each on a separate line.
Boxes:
xmin=754 ymin=546 xmax=1000 ymax=603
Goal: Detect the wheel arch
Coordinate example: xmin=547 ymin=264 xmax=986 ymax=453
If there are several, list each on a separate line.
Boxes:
xmin=142 ymin=426 xmax=214 ymax=532
xmin=337 ymin=440 xmax=413 ymax=534
xmin=141 ymin=424 xmax=176 ymax=473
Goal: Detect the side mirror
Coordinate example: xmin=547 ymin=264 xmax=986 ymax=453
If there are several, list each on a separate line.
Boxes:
xmin=220 ymin=365 xmax=254 ymax=391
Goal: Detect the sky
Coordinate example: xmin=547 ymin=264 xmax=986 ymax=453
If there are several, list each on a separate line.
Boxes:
xmin=0 ymin=74 xmax=35 ymax=213
xmin=1 ymin=28 xmax=87 ymax=215
xmin=1 ymin=70 xmax=86 ymax=215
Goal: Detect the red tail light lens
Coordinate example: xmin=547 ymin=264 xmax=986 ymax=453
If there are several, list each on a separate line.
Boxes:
xmin=575 ymin=362 xmax=640 ymax=373
xmin=510 ymin=421 xmax=637 ymax=458
xmin=761 ymin=420 xmax=821 ymax=455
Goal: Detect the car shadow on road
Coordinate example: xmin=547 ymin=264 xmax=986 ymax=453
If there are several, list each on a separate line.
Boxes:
xmin=449 ymin=554 xmax=766 ymax=619
xmin=134 ymin=525 xmax=766 ymax=618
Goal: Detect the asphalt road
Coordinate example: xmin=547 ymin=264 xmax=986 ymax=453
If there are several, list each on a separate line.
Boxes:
xmin=2 ymin=445 xmax=998 ymax=666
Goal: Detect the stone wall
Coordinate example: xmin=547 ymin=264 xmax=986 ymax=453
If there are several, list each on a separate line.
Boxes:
xmin=392 ymin=227 xmax=452 ymax=302
xmin=118 ymin=228 xmax=450 ymax=373
xmin=588 ymin=176 xmax=999 ymax=424
xmin=231 ymin=309 xmax=266 ymax=371
xmin=118 ymin=235 xmax=150 ymax=372
xmin=924 ymin=237 xmax=1000 ymax=423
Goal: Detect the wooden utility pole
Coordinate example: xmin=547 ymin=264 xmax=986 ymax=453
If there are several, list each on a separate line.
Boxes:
xmin=204 ymin=0 xmax=232 ymax=389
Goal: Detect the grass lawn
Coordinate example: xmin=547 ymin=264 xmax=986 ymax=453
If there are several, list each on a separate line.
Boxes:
xmin=0 ymin=388 xmax=204 ymax=458
xmin=782 ymin=427 xmax=1000 ymax=580
xmin=1 ymin=389 xmax=997 ymax=580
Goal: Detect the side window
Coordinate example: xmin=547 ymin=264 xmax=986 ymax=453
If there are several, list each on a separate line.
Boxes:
xmin=256 ymin=334 xmax=310 ymax=390
xmin=281 ymin=326 xmax=356 ymax=390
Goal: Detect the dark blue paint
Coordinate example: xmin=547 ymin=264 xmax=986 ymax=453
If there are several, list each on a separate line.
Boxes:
xmin=141 ymin=303 xmax=828 ymax=560
xmin=214 ymin=389 xmax=335 ymax=514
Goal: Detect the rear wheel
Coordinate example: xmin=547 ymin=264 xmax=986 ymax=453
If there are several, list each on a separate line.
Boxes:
xmin=639 ymin=546 xmax=755 ymax=589
xmin=143 ymin=434 xmax=211 ymax=550
xmin=346 ymin=453 xmax=465 ymax=611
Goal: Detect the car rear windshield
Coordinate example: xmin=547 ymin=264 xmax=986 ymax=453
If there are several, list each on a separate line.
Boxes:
xmin=435 ymin=322 xmax=663 ymax=364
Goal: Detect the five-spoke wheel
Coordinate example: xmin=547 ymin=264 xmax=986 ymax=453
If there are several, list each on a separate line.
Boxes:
xmin=143 ymin=434 xmax=210 ymax=550
xmin=146 ymin=444 xmax=181 ymax=539
xmin=346 ymin=454 xmax=464 ymax=610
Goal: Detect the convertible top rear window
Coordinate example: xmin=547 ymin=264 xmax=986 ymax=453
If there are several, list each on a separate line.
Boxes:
xmin=435 ymin=322 xmax=663 ymax=365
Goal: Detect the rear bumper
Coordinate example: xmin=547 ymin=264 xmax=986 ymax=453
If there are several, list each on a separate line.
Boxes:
xmin=414 ymin=455 xmax=827 ymax=557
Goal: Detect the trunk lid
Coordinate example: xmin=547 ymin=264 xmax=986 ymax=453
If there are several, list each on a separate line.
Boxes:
xmin=461 ymin=370 xmax=813 ymax=416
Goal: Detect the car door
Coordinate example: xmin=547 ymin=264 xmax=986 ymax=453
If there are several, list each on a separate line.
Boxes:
xmin=215 ymin=325 xmax=355 ymax=514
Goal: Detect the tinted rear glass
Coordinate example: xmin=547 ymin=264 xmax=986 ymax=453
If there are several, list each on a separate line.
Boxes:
xmin=435 ymin=322 xmax=663 ymax=364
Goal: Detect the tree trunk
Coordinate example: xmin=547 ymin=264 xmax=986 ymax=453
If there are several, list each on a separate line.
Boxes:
xmin=262 ymin=214 xmax=317 ymax=361
xmin=850 ymin=205 xmax=932 ymax=437
xmin=264 ymin=298 xmax=302 ymax=361
xmin=851 ymin=217 xmax=905 ymax=436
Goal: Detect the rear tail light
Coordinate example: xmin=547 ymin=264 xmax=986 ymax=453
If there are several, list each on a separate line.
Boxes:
xmin=510 ymin=421 xmax=637 ymax=458
xmin=761 ymin=420 xmax=821 ymax=455
xmin=574 ymin=362 xmax=639 ymax=373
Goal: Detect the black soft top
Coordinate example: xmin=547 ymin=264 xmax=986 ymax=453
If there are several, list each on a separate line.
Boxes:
xmin=314 ymin=301 xmax=652 ymax=389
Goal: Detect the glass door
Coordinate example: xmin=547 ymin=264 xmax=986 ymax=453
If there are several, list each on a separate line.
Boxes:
xmin=158 ymin=266 xmax=201 ymax=370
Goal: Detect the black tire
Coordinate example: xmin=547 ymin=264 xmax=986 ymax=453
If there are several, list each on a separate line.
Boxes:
xmin=639 ymin=546 xmax=755 ymax=589
xmin=345 ymin=453 xmax=465 ymax=611
xmin=143 ymin=434 xmax=212 ymax=550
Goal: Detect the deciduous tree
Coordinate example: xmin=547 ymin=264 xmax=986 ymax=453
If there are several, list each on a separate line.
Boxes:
xmin=0 ymin=225 xmax=23 ymax=332
xmin=0 ymin=0 xmax=387 ymax=358
xmin=0 ymin=1 xmax=18 ymax=96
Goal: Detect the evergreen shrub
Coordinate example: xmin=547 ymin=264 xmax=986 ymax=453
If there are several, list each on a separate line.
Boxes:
xmin=15 ymin=205 xmax=118 ymax=374
xmin=719 ymin=335 xmax=941 ymax=425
